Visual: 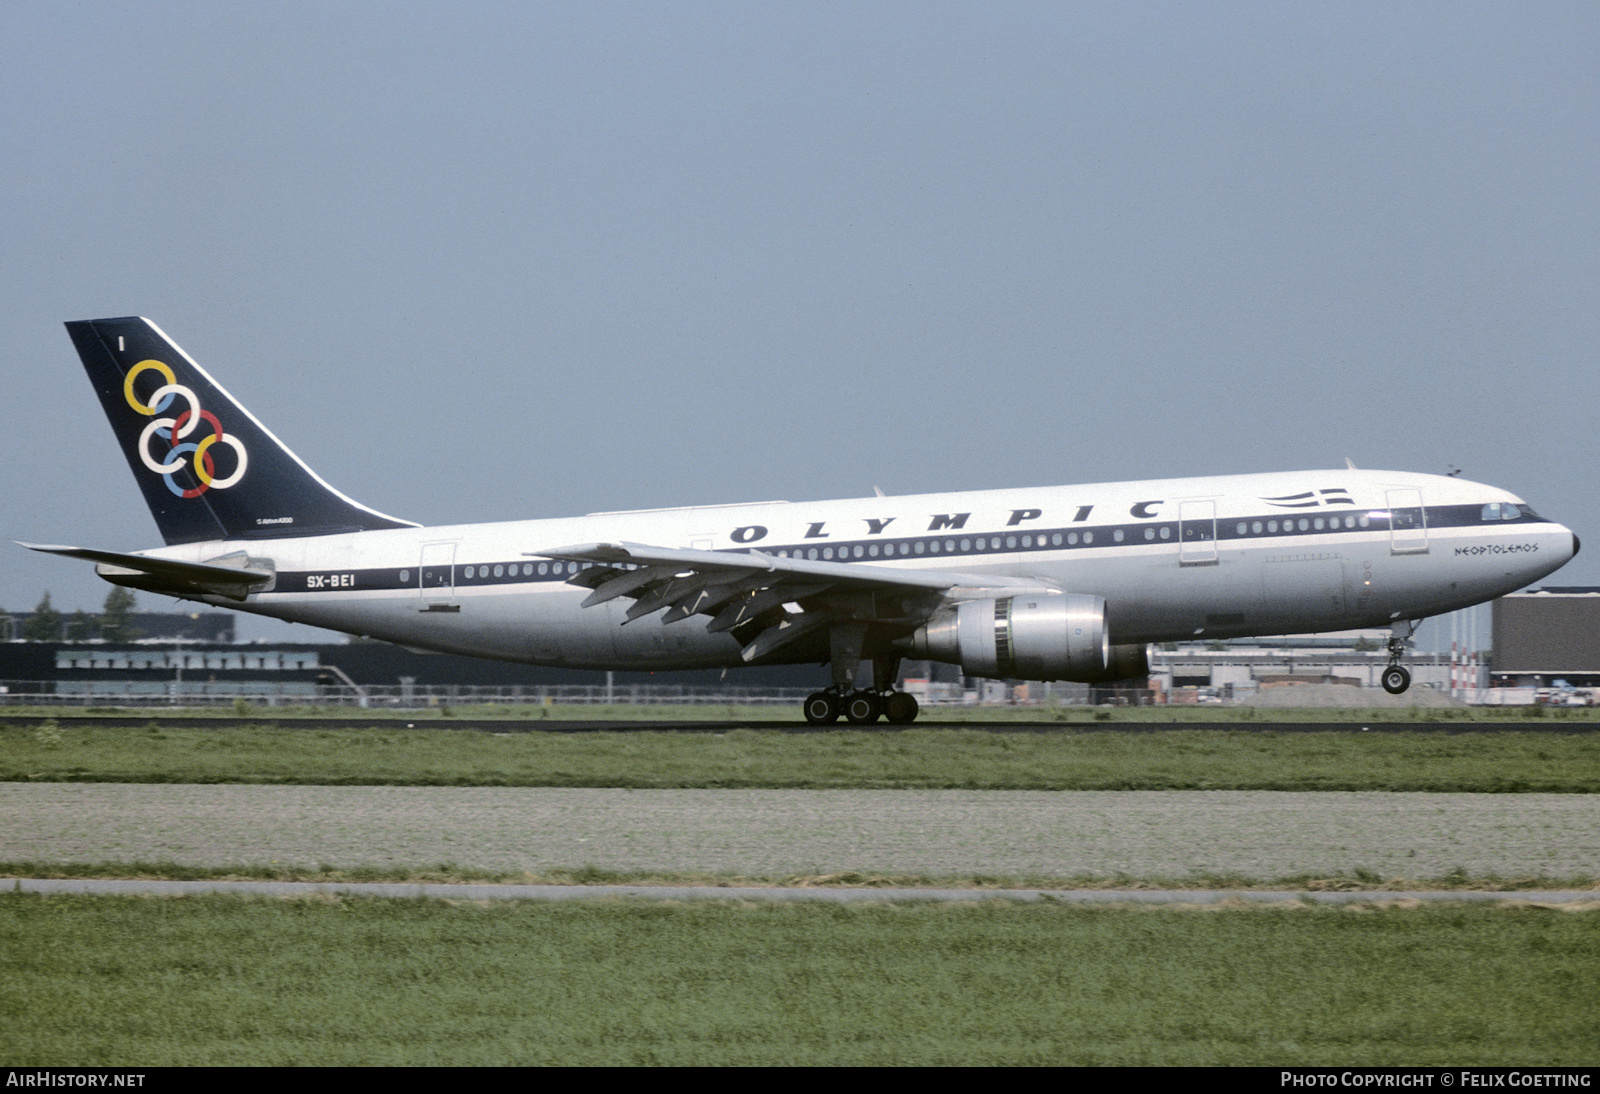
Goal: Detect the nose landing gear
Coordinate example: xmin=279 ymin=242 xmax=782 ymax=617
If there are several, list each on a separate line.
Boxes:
xmin=1381 ymin=663 xmax=1412 ymax=695
xmin=1381 ymin=620 xmax=1417 ymax=695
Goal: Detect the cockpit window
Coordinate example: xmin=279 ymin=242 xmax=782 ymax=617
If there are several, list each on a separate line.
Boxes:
xmin=1502 ymin=503 xmax=1522 ymax=520
xmin=1481 ymin=503 xmax=1501 ymax=521
xmin=1483 ymin=502 xmax=1534 ymax=521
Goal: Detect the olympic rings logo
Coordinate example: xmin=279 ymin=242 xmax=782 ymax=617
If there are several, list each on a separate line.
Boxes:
xmin=123 ymin=360 xmax=248 ymax=498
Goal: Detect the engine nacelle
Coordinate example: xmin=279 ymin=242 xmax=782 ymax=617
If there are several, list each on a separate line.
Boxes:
xmin=905 ymin=594 xmax=1116 ymax=682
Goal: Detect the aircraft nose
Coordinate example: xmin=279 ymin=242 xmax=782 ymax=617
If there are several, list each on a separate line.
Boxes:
xmin=1573 ymin=532 xmax=1582 ymax=557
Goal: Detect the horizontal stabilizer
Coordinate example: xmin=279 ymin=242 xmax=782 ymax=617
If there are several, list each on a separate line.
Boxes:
xmin=18 ymin=542 xmax=274 ymax=601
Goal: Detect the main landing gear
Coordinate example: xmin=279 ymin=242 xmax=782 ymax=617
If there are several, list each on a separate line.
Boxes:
xmin=803 ymin=687 xmax=920 ymax=725
xmin=803 ymin=630 xmax=920 ymax=724
xmin=1381 ymin=620 xmax=1416 ymax=695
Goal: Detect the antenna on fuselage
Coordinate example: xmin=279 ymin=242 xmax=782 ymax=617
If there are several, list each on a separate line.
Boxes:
xmin=1345 ymin=458 xmax=1358 ymax=470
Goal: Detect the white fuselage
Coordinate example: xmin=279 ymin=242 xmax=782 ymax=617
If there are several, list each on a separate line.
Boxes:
xmin=133 ymin=468 xmax=1577 ymax=671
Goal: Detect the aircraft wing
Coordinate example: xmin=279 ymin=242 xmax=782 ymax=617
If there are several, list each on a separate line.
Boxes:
xmin=532 ymin=541 xmax=1059 ymax=663
xmin=18 ymin=542 xmax=274 ymax=601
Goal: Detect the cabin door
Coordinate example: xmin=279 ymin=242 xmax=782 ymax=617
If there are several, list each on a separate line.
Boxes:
xmin=419 ymin=541 xmax=458 ymax=609
xmin=1386 ymin=489 xmax=1428 ymax=554
xmin=1178 ymin=501 xmax=1218 ymax=565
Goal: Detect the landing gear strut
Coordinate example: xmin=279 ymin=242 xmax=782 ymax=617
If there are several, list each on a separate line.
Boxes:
xmin=801 ymin=632 xmax=920 ymax=725
xmin=1382 ymin=620 xmax=1415 ymax=695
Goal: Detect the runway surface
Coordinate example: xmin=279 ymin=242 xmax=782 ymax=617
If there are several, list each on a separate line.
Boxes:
xmin=10 ymin=877 xmax=1596 ymax=905
xmin=3 ymin=784 xmax=1596 ymax=878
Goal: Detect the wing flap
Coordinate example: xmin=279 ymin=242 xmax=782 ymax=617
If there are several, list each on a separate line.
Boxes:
xmin=528 ymin=540 xmax=1061 ymax=664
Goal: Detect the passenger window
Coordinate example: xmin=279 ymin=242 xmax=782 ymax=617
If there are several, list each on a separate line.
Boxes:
xmin=1052 ymin=534 xmax=1062 ymax=546
xmin=948 ymin=540 xmax=958 ymax=552
xmin=1083 ymin=532 xmax=1094 ymax=544
xmin=1251 ymin=522 xmax=1262 ymax=534
xmin=1161 ymin=527 xmax=1171 ymax=540
xmin=914 ymin=541 xmax=925 ymax=554
xmin=1067 ymin=533 xmax=1078 ymax=545
xmin=853 ymin=545 xmax=864 ymax=558
xmin=960 ymin=538 xmax=971 ymax=551
xmin=1267 ymin=520 xmax=1278 ymax=533
xmin=1006 ymin=536 xmax=1017 ymax=548
xmin=1113 ymin=529 xmax=1124 ymax=542
xmin=1235 ymin=523 xmax=1245 ymax=536
xmin=494 ymin=565 xmax=504 ymax=577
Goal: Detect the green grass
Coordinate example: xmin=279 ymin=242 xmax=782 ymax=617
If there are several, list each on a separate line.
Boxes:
xmin=2 ymin=893 xmax=1594 ymax=1065
xmin=20 ymin=700 xmax=1600 ymax=721
xmin=2 ymin=860 xmax=1592 ymax=892
xmin=5 ymin=722 xmax=1600 ymax=790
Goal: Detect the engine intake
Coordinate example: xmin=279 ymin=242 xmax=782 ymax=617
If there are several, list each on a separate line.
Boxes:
xmin=905 ymin=594 xmax=1121 ymax=682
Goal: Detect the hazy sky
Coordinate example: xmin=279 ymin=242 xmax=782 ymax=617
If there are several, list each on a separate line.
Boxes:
xmin=3 ymin=2 xmax=1596 ymax=643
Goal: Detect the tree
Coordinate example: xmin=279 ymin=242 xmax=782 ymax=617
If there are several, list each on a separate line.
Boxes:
xmin=21 ymin=592 xmax=63 ymax=642
xmin=64 ymin=610 xmax=96 ymax=642
xmin=99 ymin=587 xmax=140 ymax=643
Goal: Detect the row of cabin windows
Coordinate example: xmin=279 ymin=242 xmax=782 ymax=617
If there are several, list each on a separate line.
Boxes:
xmin=1234 ymin=514 xmax=1372 ymax=536
xmin=773 ymin=531 xmax=1102 ymax=561
xmin=398 ymin=561 xmax=584 ymax=583
xmin=397 ymin=513 xmax=1399 ymax=583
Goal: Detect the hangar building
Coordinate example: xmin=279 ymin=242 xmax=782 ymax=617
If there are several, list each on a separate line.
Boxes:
xmin=1491 ymin=587 xmax=1600 ymax=688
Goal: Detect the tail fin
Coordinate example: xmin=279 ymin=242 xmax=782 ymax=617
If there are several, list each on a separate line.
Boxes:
xmin=66 ymin=317 xmax=417 ymax=545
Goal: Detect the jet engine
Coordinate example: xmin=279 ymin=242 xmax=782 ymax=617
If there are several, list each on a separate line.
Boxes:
xmin=903 ymin=594 xmax=1146 ymax=682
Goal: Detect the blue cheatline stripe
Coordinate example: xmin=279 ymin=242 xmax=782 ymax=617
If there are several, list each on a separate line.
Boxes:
xmin=265 ymin=504 xmax=1554 ymax=595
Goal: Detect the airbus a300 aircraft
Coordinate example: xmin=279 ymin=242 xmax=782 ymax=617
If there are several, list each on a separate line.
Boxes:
xmin=26 ymin=317 xmax=1580 ymax=724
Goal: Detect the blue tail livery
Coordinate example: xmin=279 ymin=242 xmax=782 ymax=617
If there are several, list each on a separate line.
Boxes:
xmin=65 ymin=317 xmax=416 ymax=545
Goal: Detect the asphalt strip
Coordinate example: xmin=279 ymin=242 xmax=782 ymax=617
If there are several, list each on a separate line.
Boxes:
xmin=8 ymin=878 xmax=1596 ymax=904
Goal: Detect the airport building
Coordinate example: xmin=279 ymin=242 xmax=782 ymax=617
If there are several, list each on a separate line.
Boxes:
xmin=1490 ymin=587 xmax=1600 ymax=689
xmin=0 ymin=612 xmax=830 ymax=705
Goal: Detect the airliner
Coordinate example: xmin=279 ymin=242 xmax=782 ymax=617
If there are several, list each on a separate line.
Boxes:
xmin=24 ymin=317 xmax=1580 ymax=724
